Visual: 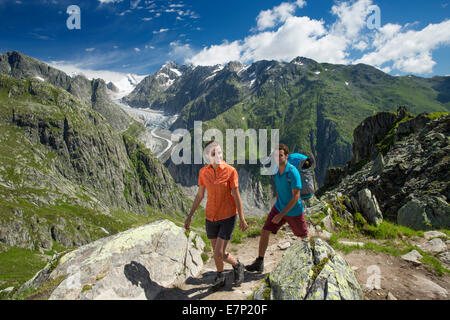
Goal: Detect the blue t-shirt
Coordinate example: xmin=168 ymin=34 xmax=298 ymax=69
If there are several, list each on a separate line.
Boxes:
xmin=274 ymin=163 xmax=304 ymax=217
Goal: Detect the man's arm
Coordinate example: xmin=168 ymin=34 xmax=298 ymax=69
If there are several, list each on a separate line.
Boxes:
xmin=272 ymin=189 xmax=300 ymax=224
xmin=279 ymin=189 xmax=300 ymax=216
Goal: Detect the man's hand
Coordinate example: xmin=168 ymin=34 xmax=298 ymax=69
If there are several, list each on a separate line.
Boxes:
xmin=184 ymin=215 xmax=192 ymax=231
xmin=239 ymin=218 xmax=248 ymax=232
xmin=271 ymin=213 xmax=284 ymax=225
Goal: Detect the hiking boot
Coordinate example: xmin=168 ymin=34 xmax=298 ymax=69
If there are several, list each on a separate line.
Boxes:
xmin=233 ymin=261 xmax=245 ymax=286
xmin=245 ymin=257 xmax=264 ymax=273
xmin=211 ymin=272 xmax=226 ymax=291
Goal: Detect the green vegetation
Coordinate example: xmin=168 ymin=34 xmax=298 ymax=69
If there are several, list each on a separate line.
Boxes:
xmin=14 ymin=275 xmax=68 ymax=300
xmin=231 ymin=216 xmax=267 ymax=244
xmin=123 ymin=120 xmax=146 ymax=139
xmin=376 ymin=113 xmax=415 ymax=155
xmin=425 ymin=112 xmax=449 ymax=120
xmin=262 ymin=276 xmax=272 ymax=300
xmin=312 ymin=256 xmax=331 ymax=281
xmin=82 ymin=285 xmax=93 ymax=292
xmin=0 ymin=247 xmax=48 ymax=296
xmin=326 ymin=215 xmax=450 ymax=276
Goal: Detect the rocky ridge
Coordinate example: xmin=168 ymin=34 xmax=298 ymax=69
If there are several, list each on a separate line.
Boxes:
xmin=320 ymin=108 xmax=449 ymax=229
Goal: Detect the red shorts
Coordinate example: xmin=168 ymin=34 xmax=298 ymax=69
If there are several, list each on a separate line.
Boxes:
xmin=263 ymin=206 xmax=308 ymax=238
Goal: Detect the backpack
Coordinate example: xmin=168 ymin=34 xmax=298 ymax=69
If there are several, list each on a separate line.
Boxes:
xmin=287 ymin=153 xmax=316 ymax=199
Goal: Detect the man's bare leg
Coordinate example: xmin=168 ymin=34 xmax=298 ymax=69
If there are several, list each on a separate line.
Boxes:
xmin=258 ymin=229 xmax=271 ymax=258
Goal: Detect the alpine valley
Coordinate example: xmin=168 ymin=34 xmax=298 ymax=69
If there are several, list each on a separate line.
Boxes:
xmin=0 ymin=51 xmax=449 ymax=300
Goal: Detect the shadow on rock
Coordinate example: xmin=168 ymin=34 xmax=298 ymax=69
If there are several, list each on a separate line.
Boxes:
xmin=124 ymin=261 xmax=164 ymax=300
xmin=154 ymin=270 xmax=263 ymax=300
xmin=123 ymin=263 xmax=263 ymax=300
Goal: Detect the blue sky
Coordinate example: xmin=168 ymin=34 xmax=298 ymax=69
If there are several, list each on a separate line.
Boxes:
xmin=0 ymin=0 xmax=449 ymax=80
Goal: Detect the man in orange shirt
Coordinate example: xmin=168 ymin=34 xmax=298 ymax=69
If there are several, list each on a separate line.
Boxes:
xmin=185 ymin=141 xmax=248 ymax=291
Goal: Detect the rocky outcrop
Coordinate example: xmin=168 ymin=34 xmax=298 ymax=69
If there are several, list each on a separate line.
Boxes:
xmin=253 ymin=238 xmax=362 ymax=300
xmin=15 ymin=220 xmax=205 ymax=300
xmin=397 ymin=196 xmax=450 ymax=230
xmin=321 ymin=110 xmax=449 ymax=228
xmin=358 ymin=188 xmax=383 ymax=226
xmin=351 ymin=110 xmax=399 ymax=164
xmin=0 ymin=51 xmax=132 ymax=132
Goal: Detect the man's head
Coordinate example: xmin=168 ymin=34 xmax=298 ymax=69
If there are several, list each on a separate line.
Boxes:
xmin=275 ymin=143 xmax=289 ymax=166
xmin=204 ymin=140 xmax=223 ymax=165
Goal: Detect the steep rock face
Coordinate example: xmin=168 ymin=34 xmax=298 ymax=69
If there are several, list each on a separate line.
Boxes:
xmin=0 ymin=51 xmax=132 ymax=132
xmin=253 ymin=238 xmax=362 ymax=300
xmin=321 ymin=109 xmax=449 ymax=227
xmin=0 ymin=75 xmax=188 ymax=249
xmin=123 ymin=134 xmax=187 ymax=213
xmin=351 ymin=111 xmax=399 ymax=164
xmin=15 ymin=220 xmax=205 ymax=300
xmin=315 ymin=106 xmax=353 ymax=185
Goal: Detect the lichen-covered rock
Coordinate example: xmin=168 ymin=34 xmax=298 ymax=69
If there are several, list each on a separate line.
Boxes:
xmin=253 ymin=238 xmax=362 ymax=300
xmin=418 ymin=238 xmax=447 ymax=253
xmin=16 ymin=220 xmax=205 ymax=300
xmin=358 ymin=188 xmax=383 ymax=226
xmin=397 ymin=196 xmax=450 ymax=231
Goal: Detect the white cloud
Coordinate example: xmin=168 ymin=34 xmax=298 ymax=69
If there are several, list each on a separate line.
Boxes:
xmin=354 ymin=40 xmax=368 ymax=51
xmin=170 ymin=41 xmax=196 ymax=61
xmin=98 ymin=0 xmax=123 ymax=3
xmin=330 ymin=0 xmax=372 ymax=39
xmin=356 ymin=20 xmax=450 ymax=74
xmin=255 ymin=0 xmax=306 ymax=31
xmin=184 ymin=0 xmax=450 ymax=75
xmin=85 ymin=48 xmax=96 ymax=52
xmin=186 ymin=40 xmax=243 ymax=66
xmin=119 ymin=9 xmax=131 ymax=16
xmin=130 ymin=0 xmax=141 ymax=9
xmin=134 ymin=47 xmax=140 ymax=52
xmin=153 ymin=28 xmax=169 ymax=34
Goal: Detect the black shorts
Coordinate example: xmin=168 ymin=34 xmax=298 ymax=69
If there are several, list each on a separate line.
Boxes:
xmin=205 ymin=215 xmax=237 ymax=240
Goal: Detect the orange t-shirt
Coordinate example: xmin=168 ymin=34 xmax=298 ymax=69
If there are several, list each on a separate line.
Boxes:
xmin=198 ymin=161 xmax=239 ymax=222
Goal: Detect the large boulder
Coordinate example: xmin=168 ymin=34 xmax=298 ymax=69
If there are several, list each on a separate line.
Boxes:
xmin=397 ymin=196 xmax=450 ymax=230
xmin=253 ymin=238 xmax=362 ymax=300
xmin=16 ymin=220 xmax=205 ymax=300
xmin=358 ymin=189 xmax=383 ymax=226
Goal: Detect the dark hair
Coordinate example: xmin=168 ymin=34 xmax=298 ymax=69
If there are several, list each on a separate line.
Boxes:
xmin=205 ymin=140 xmax=217 ymax=149
xmin=278 ymin=143 xmax=289 ymax=156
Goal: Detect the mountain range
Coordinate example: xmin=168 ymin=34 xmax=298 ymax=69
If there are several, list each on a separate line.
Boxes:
xmin=123 ymin=57 xmax=449 ymax=196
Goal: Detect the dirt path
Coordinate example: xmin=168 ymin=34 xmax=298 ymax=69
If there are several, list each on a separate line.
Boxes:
xmin=155 ymin=228 xmax=450 ymax=300
xmin=155 ymin=230 xmax=289 ymax=300
xmin=341 ymin=250 xmax=450 ymax=300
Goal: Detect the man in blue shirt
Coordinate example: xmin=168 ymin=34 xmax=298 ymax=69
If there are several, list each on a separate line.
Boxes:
xmin=245 ymin=144 xmax=309 ymax=273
